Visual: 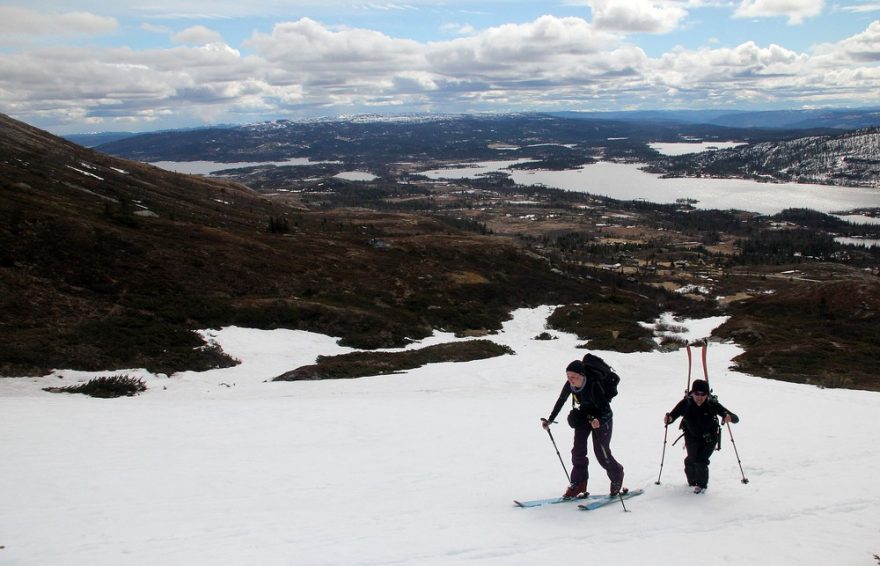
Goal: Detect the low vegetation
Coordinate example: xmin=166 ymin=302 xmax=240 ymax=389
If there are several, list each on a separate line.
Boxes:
xmin=43 ymin=374 xmax=146 ymax=398
xmin=273 ymin=340 xmax=514 ymax=380
xmin=714 ymin=277 xmax=880 ymax=390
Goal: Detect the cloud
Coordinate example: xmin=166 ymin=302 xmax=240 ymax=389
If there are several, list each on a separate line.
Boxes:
xmin=0 ymin=7 xmax=117 ymax=39
xmin=245 ymin=18 xmax=425 ymax=73
xmin=813 ymin=19 xmax=880 ymax=62
xmin=173 ymin=25 xmax=224 ymax=45
xmin=655 ymin=41 xmax=807 ymax=89
xmin=733 ymin=0 xmax=824 ymax=25
xmin=3 ymin=13 xmax=880 ymax=132
xmin=440 ymin=22 xmax=477 ymax=36
xmin=141 ymin=23 xmax=172 ymax=35
xmin=838 ymin=2 xmax=880 ymax=13
xmin=587 ymin=0 xmax=689 ymax=33
xmin=428 ymin=15 xmax=619 ymax=73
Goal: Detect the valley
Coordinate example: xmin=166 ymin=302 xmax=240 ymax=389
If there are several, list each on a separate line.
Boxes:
xmin=1 ymin=112 xmax=878 ymax=390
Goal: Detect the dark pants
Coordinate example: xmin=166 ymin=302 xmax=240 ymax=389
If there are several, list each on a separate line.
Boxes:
xmin=570 ymin=419 xmax=624 ymax=489
xmin=684 ymin=436 xmax=716 ymax=488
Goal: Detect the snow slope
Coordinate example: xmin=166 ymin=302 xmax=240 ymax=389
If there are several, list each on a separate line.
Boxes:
xmin=1 ymin=307 xmax=878 ymax=565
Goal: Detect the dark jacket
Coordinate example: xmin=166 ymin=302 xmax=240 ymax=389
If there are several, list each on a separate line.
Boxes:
xmin=667 ymin=395 xmax=739 ymax=442
xmin=547 ymin=377 xmax=613 ymax=425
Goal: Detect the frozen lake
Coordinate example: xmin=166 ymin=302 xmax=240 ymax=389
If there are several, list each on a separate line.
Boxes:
xmin=149 ymin=154 xmax=879 ymax=222
xmin=422 ymin=160 xmax=880 ymax=222
xmin=649 ymin=141 xmax=747 ymax=156
xmin=150 ymin=158 xmax=335 ymax=175
xmin=334 ymin=171 xmax=379 ymax=181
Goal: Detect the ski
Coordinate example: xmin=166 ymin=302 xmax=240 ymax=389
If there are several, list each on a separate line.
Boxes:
xmin=701 ymin=339 xmax=710 ymax=389
xmin=577 ymin=488 xmax=644 ymax=511
xmin=686 ymin=344 xmax=692 ymax=392
xmin=514 ymin=493 xmax=605 ymax=508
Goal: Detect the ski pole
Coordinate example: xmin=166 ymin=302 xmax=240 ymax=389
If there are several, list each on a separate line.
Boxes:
xmin=541 ymin=419 xmax=569 ymax=482
xmin=726 ymin=422 xmax=749 ymax=484
xmin=617 ymin=491 xmax=630 ymax=513
xmin=655 ymin=423 xmax=669 ymax=485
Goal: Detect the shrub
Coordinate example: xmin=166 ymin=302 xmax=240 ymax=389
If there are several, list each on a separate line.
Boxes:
xmin=44 ymin=374 xmax=147 ymax=398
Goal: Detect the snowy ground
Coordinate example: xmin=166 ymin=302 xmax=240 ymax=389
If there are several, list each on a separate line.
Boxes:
xmin=2 ymin=307 xmax=878 ymax=565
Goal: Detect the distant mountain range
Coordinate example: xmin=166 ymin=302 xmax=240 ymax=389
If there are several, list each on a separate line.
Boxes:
xmin=86 ymin=111 xmax=880 ymax=189
xmin=86 ymin=112 xmax=805 ymax=167
xmin=67 ymin=108 xmax=880 ymax=149
xmin=551 ymin=108 xmax=880 ymax=130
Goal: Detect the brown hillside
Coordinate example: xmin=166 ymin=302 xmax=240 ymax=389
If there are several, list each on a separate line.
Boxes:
xmin=1 ymin=113 xmax=627 ymax=376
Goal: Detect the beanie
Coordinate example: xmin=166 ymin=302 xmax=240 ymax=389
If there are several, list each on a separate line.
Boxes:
xmin=691 ymin=379 xmax=710 ymax=394
xmin=566 ymin=360 xmax=585 ymax=375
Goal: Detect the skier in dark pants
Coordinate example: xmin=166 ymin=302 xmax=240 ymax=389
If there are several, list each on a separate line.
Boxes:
xmin=664 ymin=379 xmax=739 ymax=493
xmin=542 ymin=359 xmax=625 ymax=498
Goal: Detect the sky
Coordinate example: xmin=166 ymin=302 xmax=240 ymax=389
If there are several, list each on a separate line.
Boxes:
xmin=1 ymin=1 xmax=880 ymax=134
xmin=1 ymin=307 xmax=879 ymax=565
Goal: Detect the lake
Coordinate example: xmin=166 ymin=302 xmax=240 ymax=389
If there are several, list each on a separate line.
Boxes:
xmin=150 ymin=159 xmax=377 ymax=182
xmin=150 ymin=158 xmax=336 ymax=175
xmin=149 ymin=152 xmax=879 ymax=223
xmin=648 ymin=141 xmax=746 ymax=155
xmin=421 ymin=160 xmax=880 ymax=223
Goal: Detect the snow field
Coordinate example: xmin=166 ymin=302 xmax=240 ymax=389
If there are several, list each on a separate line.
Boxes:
xmin=1 ymin=307 xmax=878 ymax=565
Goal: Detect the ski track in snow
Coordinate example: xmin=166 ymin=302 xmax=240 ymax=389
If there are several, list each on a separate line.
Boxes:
xmin=1 ymin=306 xmax=879 ymax=565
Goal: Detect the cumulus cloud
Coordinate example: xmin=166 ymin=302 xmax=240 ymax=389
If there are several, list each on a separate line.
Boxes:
xmin=587 ymin=0 xmax=689 ymax=33
xmin=245 ymin=18 xmax=425 ymax=73
xmin=837 ymin=20 xmax=880 ymax=62
xmin=3 ymin=11 xmax=880 ymax=132
xmin=428 ymin=15 xmax=619 ymax=73
xmin=813 ymin=19 xmax=880 ymax=63
xmin=733 ymin=0 xmax=824 ymax=25
xmin=0 ymin=7 xmax=117 ymax=39
xmin=655 ymin=41 xmax=806 ymax=88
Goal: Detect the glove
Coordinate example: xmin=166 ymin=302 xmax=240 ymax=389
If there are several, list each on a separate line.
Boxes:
xmin=541 ymin=418 xmax=551 ymax=430
xmin=664 ymin=413 xmax=672 ymax=425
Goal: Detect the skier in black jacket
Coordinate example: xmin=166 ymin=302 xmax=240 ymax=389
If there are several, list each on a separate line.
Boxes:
xmin=543 ymin=359 xmax=625 ymax=498
xmin=664 ymin=379 xmax=739 ymax=493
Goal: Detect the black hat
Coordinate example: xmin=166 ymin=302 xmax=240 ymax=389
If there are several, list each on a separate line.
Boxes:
xmin=566 ymin=360 xmax=585 ymax=375
xmin=691 ymin=379 xmax=710 ymax=394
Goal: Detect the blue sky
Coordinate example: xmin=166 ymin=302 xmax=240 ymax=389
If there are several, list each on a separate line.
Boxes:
xmin=1 ymin=1 xmax=880 ymax=134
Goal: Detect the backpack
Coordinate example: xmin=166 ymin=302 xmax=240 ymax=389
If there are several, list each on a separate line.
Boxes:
xmin=582 ymin=353 xmax=620 ymax=402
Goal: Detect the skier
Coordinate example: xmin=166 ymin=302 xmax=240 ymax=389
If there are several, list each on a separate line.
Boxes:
xmin=664 ymin=379 xmax=740 ymax=493
xmin=543 ymin=359 xmax=625 ymax=498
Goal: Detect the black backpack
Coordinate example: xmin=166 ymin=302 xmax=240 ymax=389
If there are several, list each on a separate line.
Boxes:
xmin=582 ymin=353 xmax=620 ymax=402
